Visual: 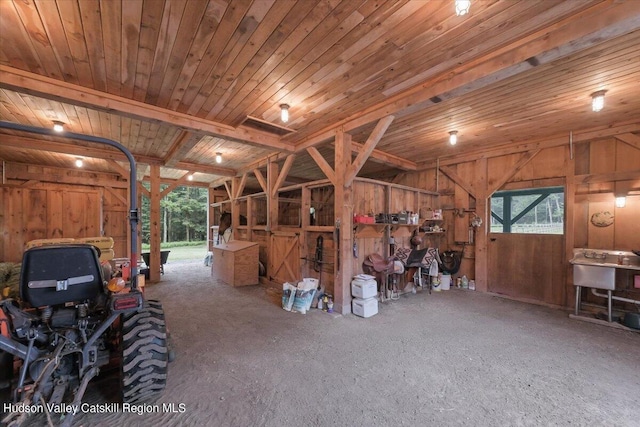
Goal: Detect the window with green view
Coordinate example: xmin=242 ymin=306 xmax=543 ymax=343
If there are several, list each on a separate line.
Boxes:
xmin=490 ymin=187 xmax=564 ymax=234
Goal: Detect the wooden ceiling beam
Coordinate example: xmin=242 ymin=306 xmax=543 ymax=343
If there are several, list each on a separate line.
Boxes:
xmin=292 ymin=1 xmax=640 ymax=150
xmin=0 ymin=65 xmax=293 ymax=152
xmin=350 ymin=141 xmax=417 ymax=171
xmin=420 ymin=122 xmax=640 ymax=169
xmin=4 ymin=162 xmax=128 ymax=189
xmin=1 ymin=134 xmax=161 ymax=164
xmin=1 ymin=134 xmax=236 ymax=177
xmin=172 ymin=161 xmax=236 ymax=177
xmin=140 ymin=176 xmax=210 ymax=189
xmin=164 ymin=130 xmax=202 ymax=167
xmin=106 ymin=159 xmax=130 ymax=180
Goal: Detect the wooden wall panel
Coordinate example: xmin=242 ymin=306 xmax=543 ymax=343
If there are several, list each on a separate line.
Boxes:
xmin=515 ymin=146 xmax=566 ymax=182
xmin=0 ymin=186 xmax=101 ymax=262
xmin=103 ymin=187 xmax=128 ymax=257
xmin=614 ymin=196 xmax=640 ymax=250
xmin=352 ymin=181 xmax=385 ymax=216
xmin=46 ymin=190 xmax=64 ymax=238
xmin=389 ymin=187 xmax=416 ymax=213
xmin=23 ymin=188 xmax=47 ymax=242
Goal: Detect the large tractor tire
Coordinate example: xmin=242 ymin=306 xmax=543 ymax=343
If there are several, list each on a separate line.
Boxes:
xmin=120 ymin=299 xmax=168 ymax=403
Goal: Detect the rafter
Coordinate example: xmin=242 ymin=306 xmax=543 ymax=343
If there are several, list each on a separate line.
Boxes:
xmin=419 ymin=122 xmax=640 ymax=169
xmin=0 ymin=65 xmax=294 ymax=152
xmin=346 ymin=116 xmax=394 ymax=186
xmin=271 ymin=154 xmax=297 ymax=197
xmin=253 ymin=169 xmax=267 ymax=193
xmin=235 ymin=173 xmax=248 ymax=199
xmin=306 ymin=147 xmax=335 ymax=186
xmin=164 ymin=130 xmax=202 ymax=167
xmin=487 ymin=150 xmax=541 ymax=195
xmin=616 ymin=133 xmax=640 ymax=151
xmin=439 ymin=165 xmax=477 ymax=200
xmin=292 ymin=2 xmax=640 ymax=150
xmin=160 ymin=171 xmax=194 ymax=198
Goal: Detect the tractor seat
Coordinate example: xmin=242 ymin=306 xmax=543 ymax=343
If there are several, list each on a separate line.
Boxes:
xmin=20 ymin=245 xmax=104 ymax=308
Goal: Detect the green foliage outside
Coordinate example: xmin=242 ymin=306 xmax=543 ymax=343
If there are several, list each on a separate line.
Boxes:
xmin=141 ymin=241 xmax=206 ymax=250
xmin=490 ymin=189 xmax=564 ymax=234
xmin=140 ymin=185 xmax=208 ymax=244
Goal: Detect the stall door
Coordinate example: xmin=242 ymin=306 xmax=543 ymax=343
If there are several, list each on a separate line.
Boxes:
xmin=269 ymin=232 xmax=300 ymax=284
xmin=488 ymin=233 xmax=565 ymax=306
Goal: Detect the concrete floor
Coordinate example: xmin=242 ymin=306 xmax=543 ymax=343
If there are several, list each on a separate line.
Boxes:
xmin=22 ymin=260 xmax=640 ymax=426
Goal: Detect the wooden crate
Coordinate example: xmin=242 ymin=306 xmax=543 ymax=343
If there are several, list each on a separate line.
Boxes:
xmin=211 ymin=241 xmax=259 ymax=286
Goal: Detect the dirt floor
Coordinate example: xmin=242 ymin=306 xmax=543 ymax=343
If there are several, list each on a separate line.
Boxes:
xmin=10 ymin=259 xmax=640 ymax=426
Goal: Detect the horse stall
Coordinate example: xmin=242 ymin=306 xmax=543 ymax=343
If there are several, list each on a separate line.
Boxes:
xmin=209 ymin=174 xmax=444 ymax=306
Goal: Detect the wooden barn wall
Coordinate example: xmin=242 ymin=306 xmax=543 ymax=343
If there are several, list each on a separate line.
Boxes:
xmin=393 ymin=138 xmax=640 ymax=308
xmin=0 ymin=185 xmax=101 ymax=262
xmin=1 ymin=165 xmax=129 ymax=263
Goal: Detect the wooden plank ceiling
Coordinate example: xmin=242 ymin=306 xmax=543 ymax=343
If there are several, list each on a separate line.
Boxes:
xmin=0 ymin=0 xmax=639 ymax=189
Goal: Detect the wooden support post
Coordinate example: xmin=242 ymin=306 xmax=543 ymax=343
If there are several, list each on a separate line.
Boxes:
xmin=301 ymin=185 xmax=311 ymax=277
xmin=334 ymin=129 xmax=353 ymax=314
xmin=474 ymin=158 xmax=488 ymax=292
xmin=232 ymin=176 xmax=240 ymax=240
xmin=268 ymin=158 xmax=279 ymax=232
xmin=149 ymin=165 xmax=161 ymax=282
xmin=208 ymin=187 xmax=215 ymax=251
xmin=564 ymin=146 xmax=576 ymax=307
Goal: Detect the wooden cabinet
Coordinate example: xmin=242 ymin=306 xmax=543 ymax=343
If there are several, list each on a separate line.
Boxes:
xmin=211 ymin=240 xmax=259 ymax=286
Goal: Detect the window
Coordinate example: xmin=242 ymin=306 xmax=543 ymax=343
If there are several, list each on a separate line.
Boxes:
xmin=490 ymin=187 xmax=564 ymax=234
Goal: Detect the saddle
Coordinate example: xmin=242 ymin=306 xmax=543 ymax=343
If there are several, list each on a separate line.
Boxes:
xmin=363 ymin=253 xmax=394 ymax=274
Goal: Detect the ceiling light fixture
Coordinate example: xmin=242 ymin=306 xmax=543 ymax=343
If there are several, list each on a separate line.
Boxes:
xmin=591 ymin=90 xmax=606 ymax=112
xmin=280 ymin=104 xmax=289 ymax=123
xmin=449 ymin=131 xmax=458 ymax=146
xmin=187 ymin=174 xmax=194 ymax=181
xmin=75 ymin=157 xmax=83 ymax=168
xmin=455 ymin=0 xmax=471 ymax=16
xmin=615 ymin=196 xmax=626 ymax=208
xmin=215 ymin=152 xmax=222 ymax=164
xmin=53 ymin=121 xmax=65 ymax=132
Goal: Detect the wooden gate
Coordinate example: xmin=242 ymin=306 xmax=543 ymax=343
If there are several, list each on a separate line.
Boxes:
xmin=488 ymin=233 xmax=565 ymax=306
xmin=268 ymin=232 xmax=300 ymax=284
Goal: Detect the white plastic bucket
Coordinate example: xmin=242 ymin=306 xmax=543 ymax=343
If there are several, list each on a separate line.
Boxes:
xmin=440 ymin=274 xmax=451 ymax=290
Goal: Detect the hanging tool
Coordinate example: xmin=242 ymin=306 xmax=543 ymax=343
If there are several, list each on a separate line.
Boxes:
xmin=314 ymin=235 xmax=323 ymax=272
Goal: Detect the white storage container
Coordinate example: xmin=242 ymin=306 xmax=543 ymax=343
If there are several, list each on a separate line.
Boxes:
xmin=351 ymin=278 xmax=377 ymax=299
xmin=352 ymin=297 xmax=378 ymax=318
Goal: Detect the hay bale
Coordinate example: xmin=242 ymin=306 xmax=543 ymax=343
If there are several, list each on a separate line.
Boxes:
xmin=0 ymin=262 xmax=13 ymax=285
xmin=0 ymin=262 xmax=20 ymax=300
